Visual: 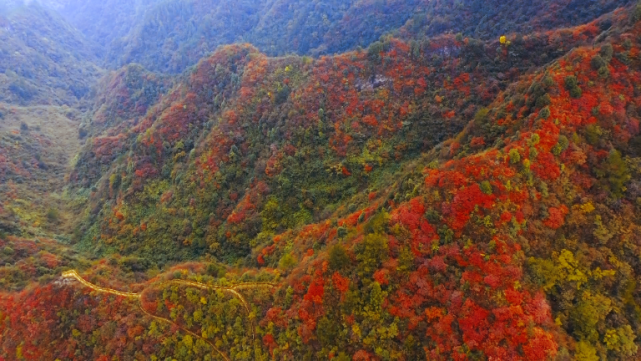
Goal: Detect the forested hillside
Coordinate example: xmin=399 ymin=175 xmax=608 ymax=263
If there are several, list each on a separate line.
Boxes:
xmin=1 ymin=0 xmax=641 ymax=360
xmin=101 ymin=0 xmax=425 ymax=73
xmin=41 ymin=0 xmax=635 ymax=74
xmin=0 ymin=104 xmax=83 ymax=239
xmin=401 ymin=0 xmax=635 ymax=40
xmin=0 ymin=1 xmax=102 ymax=106
xmin=45 ymin=0 xmax=158 ymax=48
xmin=68 ymin=11 xmax=617 ymax=265
xmin=0 ymin=1 xmax=102 ymax=242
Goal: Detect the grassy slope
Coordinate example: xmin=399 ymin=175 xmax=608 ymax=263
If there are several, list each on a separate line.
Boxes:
xmin=0 ymin=103 xmax=83 ymax=238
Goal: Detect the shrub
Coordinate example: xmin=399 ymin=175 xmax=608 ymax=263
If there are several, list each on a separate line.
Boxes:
xmin=367 ymin=41 xmax=384 ymax=62
xmin=591 ymin=55 xmax=606 ymax=70
xmin=474 ymin=108 xmax=490 ymax=123
xmin=337 ymin=226 xmax=348 ymax=238
xmin=597 ymin=66 xmax=610 ymax=79
xmin=2 ymin=246 xmax=14 ymax=256
xmin=509 ymin=148 xmax=521 ymax=164
xmin=363 ymin=211 xmax=389 ymax=235
xmin=118 ymin=256 xmax=150 ymax=272
xmin=600 ymin=44 xmax=613 ymax=62
xmin=564 ymin=75 xmax=578 ymax=89
xmin=9 ymin=80 xmax=37 ymax=101
xmin=46 ymin=208 xmax=60 ymax=222
xmin=564 ymin=76 xmax=582 ymax=98
xmin=605 ymin=150 xmax=631 ymax=199
xmin=585 ymin=125 xmax=603 ymax=145
xmin=616 ymin=51 xmax=631 ymax=65
xmin=278 ymin=253 xmax=297 ymax=271
xmin=206 ymin=263 xmax=219 ymax=276
xmin=480 ymin=181 xmax=493 ymax=195
xmin=356 ymin=233 xmax=388 ymax=277
xmin=552 ymin=135 xmax=570 ymax=155
xmin=536 ymin=94 xmax=551 ymax=108
xmin=329 ymin=244 xmax=350 ymax=271
xmin=542 ymin=76 xmax=555 ymax=88
xmin=569 ymin=86 xmax=583 ymax=98
xmin=633 ymin=3 xmax=641 ymax=23
xmin=539 ymin=107 xmax=551 ymax=119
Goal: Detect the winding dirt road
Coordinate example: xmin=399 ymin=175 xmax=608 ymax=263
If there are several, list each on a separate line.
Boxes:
xmin=61 ymin=270 xmax=141 ymax=298
xmin=61 ymin=270 xmax=278 ymax=360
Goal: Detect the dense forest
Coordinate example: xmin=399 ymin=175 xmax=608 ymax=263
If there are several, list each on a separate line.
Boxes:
xmin=2 ymin=0 xmax=641 ymax=360
xmin=0 ymin=2 xmax=102 ymax=106
xmin=36 ymin=0 xmax=637 ymax=73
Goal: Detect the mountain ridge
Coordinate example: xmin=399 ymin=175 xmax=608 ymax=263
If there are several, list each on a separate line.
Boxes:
xmin=1 ymin=1 xmax=641 ymax=360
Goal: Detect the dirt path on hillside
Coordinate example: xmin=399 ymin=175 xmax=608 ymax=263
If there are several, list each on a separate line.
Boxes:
xmin=61 ymin=269 xmax=278 ymax=361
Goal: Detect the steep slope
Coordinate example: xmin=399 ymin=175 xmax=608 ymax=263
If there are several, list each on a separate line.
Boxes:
xmin=77 ymin=64 xmax=173 ymax=139
xmin=0 ymin=104 xmax=84 ymax=238
xmin=48 ymin=0 xmax=634 ymax=74
xmin=71 ymin=64 xmax=172 ymax=188
xmin=401 ymin=0 xmax=635 ymax=40
xmin=60 ymin=0 xmax=424 ymax=73
xmin=68 ymin=10 xmax=613 ymax=265
xmin=246 ymin=0 xmax=423 ymax=56
xmin=1 ymin=1 xmax=641 ymax=361
xmin=2 ymin=4 xmax=641 ymax=360
xmin=0 ymin=235 xmax=87 ymax=292
xmin=0 ymin=1 xmax=104 ymax=240
xmin=0 ymin=1 xmax=103 ymax=106
xmin=42 ymin=0 xmax=158 ymax=49
xmin=107 ymin=0 xmax=265 ymax=73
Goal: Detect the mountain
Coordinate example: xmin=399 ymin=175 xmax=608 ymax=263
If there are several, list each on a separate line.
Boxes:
xmin=102 ymin=0 xmax=425 ymax=73
xmin=1 ymin=0 xmax=641 ymax=360
xmin=0 ymin=103 xmax=84 ymax=239
xmin=0 ymin=1 xmax=103 ymax=106
xmin=245 ymin=0 xmax=423 ymax=56
xmin=44 ymin=0 xmax=158 ymax=49
xmin=401 ymin=0 xmax=636 ymax=40
xmin=0 ymin=1 xmax=103 ymax=241
xmin=71 ymin=63 xmax=172 ymax=188
xmin=106 ymin=0 xmax=266 ymax=73
xmin=67 ymin=2 xmax=624 ymax=265
xmin=48 ymin=0 xmax=636 ymax=74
